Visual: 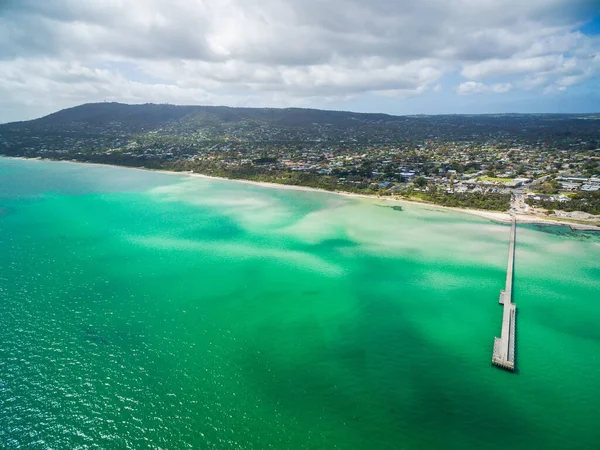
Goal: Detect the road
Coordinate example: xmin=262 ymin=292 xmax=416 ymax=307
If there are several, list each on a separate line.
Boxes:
xmin=509 ymin=191 xmax=530 ymax=214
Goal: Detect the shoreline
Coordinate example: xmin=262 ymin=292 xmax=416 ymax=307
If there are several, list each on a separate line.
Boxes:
xmin=4 ymin=156 xmax=599 ymax=231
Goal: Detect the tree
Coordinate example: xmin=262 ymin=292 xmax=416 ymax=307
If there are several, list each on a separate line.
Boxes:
xmin=414 ymin=176 xmax=427 ymax=188
xmin=449 ymin=162 xmax=465 ymax=173
xmin=538 ymin=183 xmax=553 ymax=194
xmin=539 ymin=181 xmax=560 ymax=195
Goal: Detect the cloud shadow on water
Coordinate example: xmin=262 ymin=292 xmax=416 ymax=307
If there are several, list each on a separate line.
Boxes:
xmin=229 ymin=255 xmax=536 ymax=450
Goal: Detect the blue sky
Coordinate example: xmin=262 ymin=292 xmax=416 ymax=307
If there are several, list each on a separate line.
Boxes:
xmin=580 ymin=15 xmax=600 ymax=35
xmin=0 ymin=1 xmax=599 ymax=123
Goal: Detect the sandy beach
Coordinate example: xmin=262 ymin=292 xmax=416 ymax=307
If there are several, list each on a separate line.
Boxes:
xmin=5 ymin=156 xmax=599 ymax=231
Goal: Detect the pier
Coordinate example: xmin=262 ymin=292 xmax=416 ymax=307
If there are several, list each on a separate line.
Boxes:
xmin=492 ymin=217 xmax=517 ymax=371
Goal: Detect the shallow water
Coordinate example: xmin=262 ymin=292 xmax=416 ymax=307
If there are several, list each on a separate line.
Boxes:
xmin=1 ymin=158 xmax=599 ymax=449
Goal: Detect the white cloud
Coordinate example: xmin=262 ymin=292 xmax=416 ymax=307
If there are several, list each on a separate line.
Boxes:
xmin=457 ymin=82 xmax=488 ymax=95
xmin=456 ymin=82 xmax=513 ymax=95
xmin=461 ymin=56 xmax=563 ymax=80
xmin=460 ymin=31 xmax=600 ymax=93
xmin=491 ymin=83 xmax=513 ymax=93
xmin=0 ymin=0 xmax=597 ymax=121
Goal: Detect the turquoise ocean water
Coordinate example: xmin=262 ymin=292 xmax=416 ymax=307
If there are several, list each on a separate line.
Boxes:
xmin=1 ymin=158 xmax=599 ymax=449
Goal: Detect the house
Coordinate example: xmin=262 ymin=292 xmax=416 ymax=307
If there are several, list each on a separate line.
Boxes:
xmin=512 ymin=178 xmax=531 ymax=187
xmin=531 ymin=194 xmax=555 ymax=201
xmin=581 ymin=184 xmax=600 ymax=192
xmin=560 ymin=176 xmax=588 ymax=183
xmin=559 ymin=182 xmax=580 ymax=191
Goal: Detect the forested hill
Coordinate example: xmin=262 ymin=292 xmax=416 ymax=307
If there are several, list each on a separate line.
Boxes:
xmin=1 ymin=102 xmax=399 ymax=134
xmin=1 ymin=102 xmax=600 ymax=145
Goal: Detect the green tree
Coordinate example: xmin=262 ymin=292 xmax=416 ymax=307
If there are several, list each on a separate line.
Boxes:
xmin=414 ymin=176 xmax=427 ymax=188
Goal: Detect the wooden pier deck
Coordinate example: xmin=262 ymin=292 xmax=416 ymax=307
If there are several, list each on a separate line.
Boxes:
xmin=492 ymin=217 xmax=517 ymax=371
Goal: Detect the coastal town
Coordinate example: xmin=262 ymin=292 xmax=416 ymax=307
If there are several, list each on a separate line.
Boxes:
xmin=1 ymin=103 xmax=599 ymax=227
